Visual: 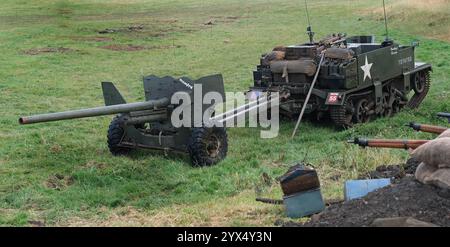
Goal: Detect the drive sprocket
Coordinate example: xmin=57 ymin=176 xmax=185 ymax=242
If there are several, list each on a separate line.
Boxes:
xmin=407 ymin=70 xmax=431 ymax=109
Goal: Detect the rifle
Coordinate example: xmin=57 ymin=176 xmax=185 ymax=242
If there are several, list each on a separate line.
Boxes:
xmin=407 ymin=122 xmax=447 ymax=134
xmin=348 ymin=138 xmax=429 ymax=150
xmin=437 ymin=112 xmax=450 ymax=123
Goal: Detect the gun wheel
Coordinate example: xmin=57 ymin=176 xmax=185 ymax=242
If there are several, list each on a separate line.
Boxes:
xmin=188 ymin=127 xmax=228 ymax=167
xmin=107 ymin=116 xmax=132 ymax=156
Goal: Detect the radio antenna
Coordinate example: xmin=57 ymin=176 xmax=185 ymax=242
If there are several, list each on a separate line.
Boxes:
xmin=382 ymin=0 xmax=390 ymax=41
xmin=304 ymin=0 xmax=314 ymax=44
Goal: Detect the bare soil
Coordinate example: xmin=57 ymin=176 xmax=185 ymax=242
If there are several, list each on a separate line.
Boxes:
xmin=27 ymin=220 xmax=45 ymax=227
xmin=23 ymin=47 xmax=74 ymax=55
xmin=97 ymin=24 xmax=169 ymax=38
xmin=99 ymin=44 xmax=146 ymax=51
xmin=358 ymin=159 xmax=418 ymax=181
xmin=285 ymin=159 xmax=450 ymax=227
xmin=83 ymin=161 xmax=107 ymax=170
xmin=44 ymin=174 xmax=74 ymax=190
xmin=99 ymin=44 xmax=180 ymax=51
xmin=70 ymin=36 xmax=113 ymax=42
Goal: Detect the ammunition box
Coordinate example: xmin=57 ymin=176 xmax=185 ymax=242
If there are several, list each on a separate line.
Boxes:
xmin=279 ymin=164 xmax=320 ymax=195
xmin=283 ymin=188 xmax=325 ymax=218
xmin=285 ymin=45 xmax=317 ymax=60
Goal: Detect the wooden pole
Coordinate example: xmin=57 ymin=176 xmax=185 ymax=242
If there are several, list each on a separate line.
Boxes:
xmin=291 ymin=52 xmax=325 ymax=139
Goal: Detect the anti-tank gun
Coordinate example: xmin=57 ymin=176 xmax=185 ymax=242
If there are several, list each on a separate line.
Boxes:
xmin=19 ymin=74 xmax=228 ymax=167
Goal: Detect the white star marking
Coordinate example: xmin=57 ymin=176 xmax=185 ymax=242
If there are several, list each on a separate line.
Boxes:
xmin=360 ymin=56 xmax=373 ymax=81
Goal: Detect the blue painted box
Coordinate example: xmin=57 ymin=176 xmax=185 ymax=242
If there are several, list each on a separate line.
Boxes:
xmin=283 ymin=188 xmax=325 ymax=218
xmin=344 ymin=178 xmax=391 ymax=201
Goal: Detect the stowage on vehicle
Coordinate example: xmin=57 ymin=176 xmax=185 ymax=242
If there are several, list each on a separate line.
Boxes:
xmin=249 ymin=34 xmax=432 ymax=127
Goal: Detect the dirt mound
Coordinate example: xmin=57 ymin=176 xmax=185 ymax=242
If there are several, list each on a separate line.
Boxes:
xmin=23 ymin=47 xmax=73 ymax=55
xmin=100 ymin=44 xmax=146 ymax=51
xmin=286 ymin=159 xmax=449 ymax=227
xmin=359 ymin=158 xmax=420 ymax=181
xmin=297 ymin=177 xmax=450 ymax=227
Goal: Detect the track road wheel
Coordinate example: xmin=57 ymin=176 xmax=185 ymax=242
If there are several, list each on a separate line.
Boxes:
xmin=381 ymin=92 xmax=393 ymax=117
xmin=107 ymin=116 xmax=132 ymax=156
xmin=188 ymin=127 xmax=228 ymax=167
xmin=354 ymin=98 xmax=371 ymax=123
xmin=392 ymin=98 xmax=402 ymax=114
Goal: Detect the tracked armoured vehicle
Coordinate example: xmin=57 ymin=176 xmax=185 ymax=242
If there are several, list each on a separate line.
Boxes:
xmin=249 ymin=34 xmax=432 ymax=127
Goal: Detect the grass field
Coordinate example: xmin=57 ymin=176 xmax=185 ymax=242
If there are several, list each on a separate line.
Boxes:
xmin=0 ymin=0 xmax=449 ymax=226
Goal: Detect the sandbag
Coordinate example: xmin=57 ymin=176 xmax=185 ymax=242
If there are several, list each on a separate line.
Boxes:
xmin=415 ymin=162 xmax=437 ymax=184
xmin=411 ymin=137 xmax=450 ymax=167
xmin=270 ymin=59 xmax=317 ymax=77
xmin=427 ymin=168 xmax=450 ymax=190
xmin=415 ymin=162 xmax=450 ymax=189
xmin=438 ymin=129 xmax=450 ymax=139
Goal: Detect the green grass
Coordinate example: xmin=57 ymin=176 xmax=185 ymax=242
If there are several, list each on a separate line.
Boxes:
xmin=0 ymin=0 xmax=449 ymax=226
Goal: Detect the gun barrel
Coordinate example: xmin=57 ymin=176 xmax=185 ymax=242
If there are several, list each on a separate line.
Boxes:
xmin=19 ymin=97 xmax=170 ymax=125
xmin=349 ymin=138 xmax=429 ymax=150
xmin=210 ymin=93 xmax=279 ymax=124
xmin=437 ymin=112 xmax=450 ymax=123
xmin=408 ymin=122 xmax=447 ymax=134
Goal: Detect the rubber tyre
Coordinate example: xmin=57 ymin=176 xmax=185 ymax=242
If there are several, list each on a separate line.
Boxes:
xmin=188 ymin=127 xmax=228 ymax=167
xmin=107 ymin=116 xmax=132 ymax=156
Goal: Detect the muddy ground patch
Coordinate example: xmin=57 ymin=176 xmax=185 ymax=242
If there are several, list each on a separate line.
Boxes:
xmin=99 ymin=44 xmax=180 ymax=51
xmin=99 ymin=44 xmax=146 ymax=51
xmin=22 ymin=47 xmax=75 ymax=56
xmin=69 ymin=36 xmax=113 ymax=42
xmin=96 ymin=22 xmax=183 ymax=38
xmin=96 ymin=15 xmax=245 ymax=38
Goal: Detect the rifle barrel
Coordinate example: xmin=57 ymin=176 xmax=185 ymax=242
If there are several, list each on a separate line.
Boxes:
xmin=349 ymin=138 xmax=429 ymax=150
xmin=408 ymin=122 xmax=447 ymax=134
xmin=437 ymin=112 xmax=450 ymax=123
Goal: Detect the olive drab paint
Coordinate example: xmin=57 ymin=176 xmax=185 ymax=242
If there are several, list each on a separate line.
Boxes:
xmin=250 ymin=35 xmax=432 ymax=127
